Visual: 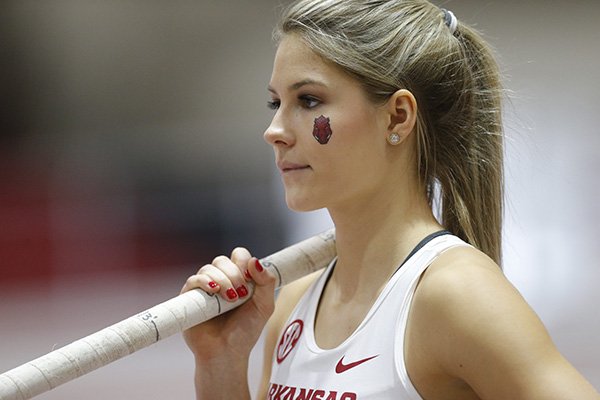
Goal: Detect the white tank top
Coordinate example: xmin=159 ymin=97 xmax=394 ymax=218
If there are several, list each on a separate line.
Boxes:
xmin=267 ymin=232 xmax=470 ymax=400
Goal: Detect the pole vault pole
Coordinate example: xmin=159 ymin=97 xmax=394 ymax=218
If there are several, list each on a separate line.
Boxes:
xmin=0 ymin=229 xmax=336 ymax=400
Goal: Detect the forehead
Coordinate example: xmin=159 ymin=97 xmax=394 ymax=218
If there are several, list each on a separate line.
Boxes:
xmin=270 ymin=34 xmax=355 ymax=90
xmin=273 ymin=34 xmax=323 ymax=68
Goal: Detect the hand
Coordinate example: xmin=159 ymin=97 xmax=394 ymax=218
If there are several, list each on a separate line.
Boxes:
xmin=180 ymin=248 xmax=276 ymax=362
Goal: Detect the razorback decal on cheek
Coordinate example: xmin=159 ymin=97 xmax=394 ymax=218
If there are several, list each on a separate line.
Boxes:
xmin=313 ymin=115 xmax=333 ymax=144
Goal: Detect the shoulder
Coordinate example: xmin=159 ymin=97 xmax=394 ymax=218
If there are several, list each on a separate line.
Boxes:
xmin=416 ymin=244 xmax=510 ymax=310
xmin=406 ymin=245 xmax=518 ymax=375
xmin=407 ymin=245 xmax=600 ymax=398
xmin=408 ymin=244 xmax=516 ymax=348
xmin=410 ymin=244 xmax=534 ymax=365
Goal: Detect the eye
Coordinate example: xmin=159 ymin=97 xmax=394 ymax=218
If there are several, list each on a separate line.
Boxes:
xmin=299 ymin=95 xmax=320 ymax=109
xmin=267 ymin=99 xmax=280 ymax=110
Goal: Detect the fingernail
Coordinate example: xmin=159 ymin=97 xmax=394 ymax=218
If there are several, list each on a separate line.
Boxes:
xmin=226 ymin=288 xmax=238 ymax=300
xmin=236 ymin=285 xmax=248 ymax=298
xmin=208 ymin=281 xmax=218 ymax=289
xmin=255 ymin=259 xmax=264 ymax=273
xmin=244 ymin=269 xmax=252 ymax=281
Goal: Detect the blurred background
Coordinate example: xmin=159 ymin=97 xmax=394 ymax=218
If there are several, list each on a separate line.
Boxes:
xmin=0 ymin=0 xmax=598 ymax=398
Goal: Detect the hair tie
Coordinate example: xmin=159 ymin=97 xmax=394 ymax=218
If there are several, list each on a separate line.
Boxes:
xmin=441 ymin=9 xmax=458 ymax=35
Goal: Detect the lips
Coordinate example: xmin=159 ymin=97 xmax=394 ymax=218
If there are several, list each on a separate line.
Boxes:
xmin=277 ymin=160 xmax=311 ymax=173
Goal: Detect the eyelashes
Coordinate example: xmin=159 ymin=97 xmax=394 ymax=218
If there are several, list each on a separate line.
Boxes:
xmin=267 ymin=100 xmax=280 ymax=110
xmin=300 ymin=95 xmax=320 ymax=109
xmin=267 ymin=95 xmax=321 ymax=111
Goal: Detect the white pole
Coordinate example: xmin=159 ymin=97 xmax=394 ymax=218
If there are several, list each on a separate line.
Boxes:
xmin=0 ymin=229 xmax=336 ymax=400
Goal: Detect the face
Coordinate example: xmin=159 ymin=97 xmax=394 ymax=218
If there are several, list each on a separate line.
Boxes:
xmin=264 ymin=34 xmax=392 ymax=212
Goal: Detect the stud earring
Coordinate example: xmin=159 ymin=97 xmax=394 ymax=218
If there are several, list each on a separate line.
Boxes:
xmin=387 ymin=132 xmax=401 ymax=145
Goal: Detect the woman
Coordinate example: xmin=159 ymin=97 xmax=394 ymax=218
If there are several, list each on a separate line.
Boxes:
xmin=181 ymin=0 xmax=600 ymax=398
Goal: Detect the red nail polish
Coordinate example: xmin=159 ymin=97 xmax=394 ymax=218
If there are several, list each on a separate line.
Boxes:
xmin=244 ymin=269 xmax=252 ymax=281
xmin=236 ymin=285 xmax=248 ymax=298
xmin=208 ymin=281 xmax=218 ymax=289
xmin=226 ymin=288 xmax=238 ymax=300
xmin=255 ymin=259 xmax=264 ymax=273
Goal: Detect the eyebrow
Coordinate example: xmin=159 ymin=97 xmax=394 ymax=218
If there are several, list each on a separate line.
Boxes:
xmin=268 ymin=78 xmax=327 ymax=94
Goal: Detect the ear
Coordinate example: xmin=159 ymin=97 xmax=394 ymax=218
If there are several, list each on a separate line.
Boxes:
xmin=386 ymin=89 xmax=418 ymax=144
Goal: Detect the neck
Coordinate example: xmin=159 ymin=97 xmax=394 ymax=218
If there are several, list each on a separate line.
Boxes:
xmin=326 ymin=182 xmax=442 ymax=301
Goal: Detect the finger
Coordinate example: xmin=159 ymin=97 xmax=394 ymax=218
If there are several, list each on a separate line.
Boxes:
xmin=230 ymin=247 xmax=253 ymax=282
xmin=246 ymin=258 xmax=277 ymax=319
xmin=230 ymin=247 xmax=252 ymax=269
xmin=211 ymin=257 xmax=250 ymax=301
xmin=180 ymin=271 xmax=221 ymax=295
xmin=247 ymin=258 xmax=276 ymax=288
xmin=181 ymin=264 xmax=239 ymax=302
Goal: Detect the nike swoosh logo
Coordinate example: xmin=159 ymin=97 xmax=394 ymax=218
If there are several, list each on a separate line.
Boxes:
xmin=335 ymin=354 xmax=379 ymax=374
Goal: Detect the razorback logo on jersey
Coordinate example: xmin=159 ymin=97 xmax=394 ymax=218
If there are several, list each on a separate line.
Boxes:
xmin=276 ymin=319 xmax=303 ymax=364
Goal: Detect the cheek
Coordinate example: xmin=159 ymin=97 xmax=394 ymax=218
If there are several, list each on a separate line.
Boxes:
xmin=312 ymin=115 xmax=333 ymax=145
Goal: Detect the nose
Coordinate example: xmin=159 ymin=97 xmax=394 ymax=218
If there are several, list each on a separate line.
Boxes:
xmin=263 ymin=112 xmax=295 ymax=147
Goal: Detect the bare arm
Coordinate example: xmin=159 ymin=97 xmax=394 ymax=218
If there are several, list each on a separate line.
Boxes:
xmin=408 ymin=247 xmax=600 ymax=399
xmin=194 ymin=354 xmax=252 ymax=399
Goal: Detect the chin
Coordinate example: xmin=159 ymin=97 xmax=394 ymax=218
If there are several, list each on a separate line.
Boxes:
xmin=284 ymin=194 xmax=322 ymax=213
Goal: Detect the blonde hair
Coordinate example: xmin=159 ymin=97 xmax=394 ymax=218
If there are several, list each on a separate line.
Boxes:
xmin=275 ymin=0 xmax=504 ymax=265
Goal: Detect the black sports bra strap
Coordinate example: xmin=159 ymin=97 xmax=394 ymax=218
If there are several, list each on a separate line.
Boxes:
xmin=395 ymin=230 xmax=452 ymax=272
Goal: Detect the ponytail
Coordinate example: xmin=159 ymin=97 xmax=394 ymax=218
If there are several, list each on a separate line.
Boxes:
xmin=416 ymin=23 xmax=504 ymax=265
